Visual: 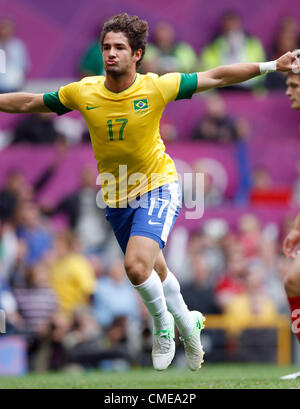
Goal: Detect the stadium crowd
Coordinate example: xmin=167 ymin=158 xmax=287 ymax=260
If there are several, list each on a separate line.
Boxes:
xmin=0 ymin=11 xmax=300 ymax=372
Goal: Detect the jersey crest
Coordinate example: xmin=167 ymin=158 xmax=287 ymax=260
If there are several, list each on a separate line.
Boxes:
xmin=133 ymin=98 xmax=149 ymax=111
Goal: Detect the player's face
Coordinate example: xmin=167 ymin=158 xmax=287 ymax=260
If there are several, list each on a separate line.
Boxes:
xmin=102 ymin=31 xmax=141 ymax=76
xmin=286 ymin=75 xmax=300 ymax=110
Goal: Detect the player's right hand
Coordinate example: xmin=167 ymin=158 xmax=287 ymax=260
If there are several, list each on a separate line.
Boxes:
xmin=283 ymin=228 xmax=300 ymax=259
xmin=276 ymin=49 xmax=300 ymax=72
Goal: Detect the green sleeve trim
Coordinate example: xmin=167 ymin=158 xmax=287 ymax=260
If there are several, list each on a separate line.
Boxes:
xmin=43 ymin=91 xmax=72 ymax=116
xmin=175 ymin=73 xmax=198 ymax=100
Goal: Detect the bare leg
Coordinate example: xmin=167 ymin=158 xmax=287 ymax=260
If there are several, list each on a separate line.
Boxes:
xmin=153 ymin=250 xmax=168 ymax=282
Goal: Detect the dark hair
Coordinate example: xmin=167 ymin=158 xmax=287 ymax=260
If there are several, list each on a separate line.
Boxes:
xmin=100 ymin=13 xmax=148 ymax=68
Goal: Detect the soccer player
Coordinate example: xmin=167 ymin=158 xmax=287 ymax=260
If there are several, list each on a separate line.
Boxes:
xmin=281 ymin=69 xmax=300 ymax=379
xmin=0 ymin=13 xmax=298 ymax=371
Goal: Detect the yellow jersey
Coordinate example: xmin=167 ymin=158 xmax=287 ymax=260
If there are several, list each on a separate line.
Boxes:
xmin=43 ymin=72 xmax=197 ymax=206
xmin=51 ymin=253 xmax=96 ymax=316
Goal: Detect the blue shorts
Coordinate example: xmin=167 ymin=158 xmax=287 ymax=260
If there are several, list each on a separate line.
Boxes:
xmin=105 ymin=182 xmax=182 ymax=254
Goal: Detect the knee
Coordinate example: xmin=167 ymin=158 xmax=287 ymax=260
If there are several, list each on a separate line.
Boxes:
xmin=124 ymin=256 xmax=148 ymax=285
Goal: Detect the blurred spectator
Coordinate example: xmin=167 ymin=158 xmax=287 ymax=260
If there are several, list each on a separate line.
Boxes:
xmin=223 ymin=264 xmax=278 ymax=333
xmin=141 ymin=21 xmax=197 ymax=75
xmin=250 ymin=224 xmax=288 ymax=313
xmin=160 ymin=116 xmax=178 ymax=143
xmin=13 ymin=110 xmax=84 ymax=146
xmin=1 ymin=142 xmax=68 ymax=216
xmin=14 ymin=262 xmax=58 ymax=334
xmin=106 ymin=316 xmax=128 ymax=348
xmin=249 ymin=167 xmax=292 ymax=206
xmin=237 ymin=213 xmax=262 ymax=259
xmin=0 ymin=186 xmax=17 ymax=217
xmin=53 ymin=115 xmax=86 ymax=146
xmin=0 ymin=169 xmax=34 ymax=204
xmin=223 ymin=264 xmax=280 ymax=362
xmin=199 ymin=11 xmax=266 ymax=90
xmin=15 ymin=201 xmax=53 ymax=267
xmin=92 ymin=259 xmax=141 ymax=329
xmin=0 ymin=275 xmax=23 ymax=333
xmin=79 ymin=40 xmax=104 ymax=77
xmin=236 ymin=213 xmax=287 ymax=312
xmin=0 ymin=18 xmax=30 ymax=93
xmin=62 ymin=307 xmax=105 ymax=369
xmin=187 ymin=223 xmax=227 ymax=281
xmin=178 ymin=251 xmax=227 ymax=364
xmin=63 ymin=307 xmax=100 ymax=351
xmin=49 ymin=230 xmax=96 ymax=316
xmin=47 ymin=164 xmax=117 ymax=262
xmin=251 ymin=166 xmax=272 ymax=190
xmin=183 ymin=158 xmax=224 ymax=210
xmin=266 ymin=16 xmax=300 ymax=90
xmin=0 ymin=192 xmax=25 ymax=329
xmin=181 ymin=254 xmax=221 ymax=314
xmin=214 ymin=244 xmax=247 ymax=312
xmin=63 ymin=311 xmax=132 ymax=370
xmin=13 ymin=113 xmax=60 ymax=145
xmin=0 ymin=190 xmax=25 ymax=283
xmin=191 ymin=94 xmax=247 ymax=143
xmin=13 ymin=262 xmax=58 ymax=371
xmin=47 ymin=311 xmax=72 ymax=370
xmin=250 ymin=259 xmax=288 ymax=315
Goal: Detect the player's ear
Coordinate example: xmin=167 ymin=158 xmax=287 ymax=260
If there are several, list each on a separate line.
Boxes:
xmin=133 ymin=48 xmax=143 ymax=64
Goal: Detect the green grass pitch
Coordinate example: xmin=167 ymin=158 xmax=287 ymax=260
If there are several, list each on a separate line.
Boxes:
xmin=0 ymin=364 xmax=300 ymax=389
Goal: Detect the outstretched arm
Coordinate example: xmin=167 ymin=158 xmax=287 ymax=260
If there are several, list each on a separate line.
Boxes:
xmin=0 ymin=93 xmax=51 ymax=113
xmin=196 ymin=50 xmax=300 ymax=92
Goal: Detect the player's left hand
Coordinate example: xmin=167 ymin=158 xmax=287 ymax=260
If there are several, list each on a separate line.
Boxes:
xmin=283 ymin=227 xmax=300 ymax=259
xmin=276 ymin=49 xmax=300 ymax=72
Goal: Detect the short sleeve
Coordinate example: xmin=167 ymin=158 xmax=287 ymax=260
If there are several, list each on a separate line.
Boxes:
xmin=175 ymin=73 xmax=198 ymax=100
xmin=43 ymin=81 xmax=80 ymax=115
xmin=154 ymin=72 xmax=198 ymax=105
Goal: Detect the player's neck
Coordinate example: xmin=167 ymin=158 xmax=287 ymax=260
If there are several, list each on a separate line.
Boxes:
xmin=105 ymin=71 xmax=137 ymax=93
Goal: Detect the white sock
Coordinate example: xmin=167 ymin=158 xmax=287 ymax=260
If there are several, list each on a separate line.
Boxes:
xmin=133 ymin=271 xmax=170 ymax=332
xmin=161 ymin=269 xmax=194 ymax=338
